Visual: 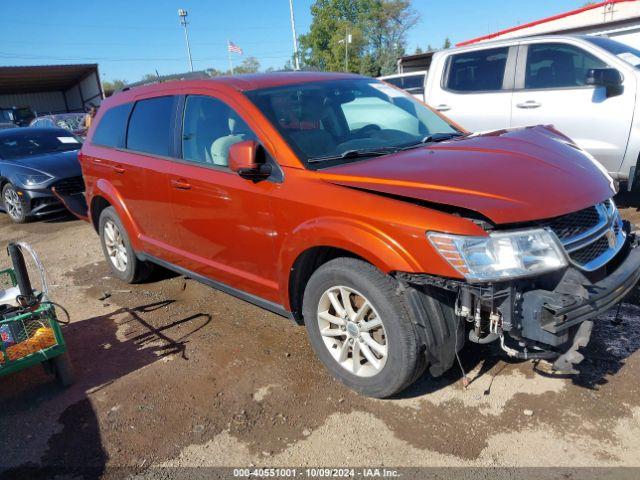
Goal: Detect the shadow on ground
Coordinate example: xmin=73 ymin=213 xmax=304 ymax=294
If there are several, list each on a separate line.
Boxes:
xmin=0 ymin=299 xmax=210 ymax=479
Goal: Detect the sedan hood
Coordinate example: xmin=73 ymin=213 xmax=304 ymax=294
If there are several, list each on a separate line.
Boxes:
xmin=12 ymin=150 xmax=81 ymax=179
xmin=319 ymin=126 xmax=615 ymax=225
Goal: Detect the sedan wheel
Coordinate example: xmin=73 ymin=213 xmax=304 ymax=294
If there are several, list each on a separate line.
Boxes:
xmin=3 ymin=184 xmax=26 ymax=223
xmin=317 ymin=285 xmax=388 ymax=377
xmin=103 ymin=219 xmax=128 ymax=272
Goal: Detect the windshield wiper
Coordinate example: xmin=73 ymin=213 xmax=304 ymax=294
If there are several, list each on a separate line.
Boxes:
xmin=400 ymin=132 xmax=466 ymax=151
xmin=308 ymin=147 xmax=398 ymax=163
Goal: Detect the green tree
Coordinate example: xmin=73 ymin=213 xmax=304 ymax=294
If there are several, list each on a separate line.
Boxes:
xmin=414 ymin=46 xmax=423 ymax=54
xmin=442 ymin=37 xmax=452 ymax=49
xmin=299 ymin=0 xmax=418 ymax=76
xmin=101 ymin=79 xmax=126 ymax=95
xmin=233 ymin=56 xmax=261 ymax=74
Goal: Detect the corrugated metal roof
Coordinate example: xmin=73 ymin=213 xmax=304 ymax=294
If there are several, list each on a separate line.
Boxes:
xmin=0 ymin=64 xmax=98 ymax=94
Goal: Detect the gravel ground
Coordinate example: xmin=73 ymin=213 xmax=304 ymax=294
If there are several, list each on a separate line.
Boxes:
xmin=0 ymin=204 xmax=639 ymax=478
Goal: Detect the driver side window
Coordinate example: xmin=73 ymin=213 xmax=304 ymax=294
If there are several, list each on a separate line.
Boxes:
xmin=182 ymin=95 xmax=256 ymax=167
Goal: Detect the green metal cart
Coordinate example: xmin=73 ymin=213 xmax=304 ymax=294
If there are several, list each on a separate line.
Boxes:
xmin=0 ymin=244 xmax=73 ymax=386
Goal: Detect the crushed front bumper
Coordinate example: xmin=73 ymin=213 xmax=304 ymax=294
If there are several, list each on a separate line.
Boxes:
xmin=398 ymin=231 xmax=640 ymax=372
xmin=519 ymin=239 xmax=640 ymax=347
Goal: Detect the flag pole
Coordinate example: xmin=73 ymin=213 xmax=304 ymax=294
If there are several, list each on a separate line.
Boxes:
xmin=227 ymin=40 xmax=234 ymax=75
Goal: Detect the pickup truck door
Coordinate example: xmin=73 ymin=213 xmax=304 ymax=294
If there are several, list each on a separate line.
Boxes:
xmin=510 ymin=41 xmax=635 ymax=178
xmin=426 ymin=45 xmax=516 ymax=132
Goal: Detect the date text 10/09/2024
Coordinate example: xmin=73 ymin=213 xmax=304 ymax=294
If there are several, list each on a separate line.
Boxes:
xmin=232 ymin=468 xmax=401 ymax=478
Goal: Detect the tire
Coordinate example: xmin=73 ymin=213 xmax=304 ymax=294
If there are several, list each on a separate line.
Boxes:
xmin=2 ymin=183 xmax=28 ymax=223
xmin=52 ymin=352 xmax=74 ymax=387
xmin=99 ymin=206 xmax=152 ymax=283
xmin=302 ymin=258 xmax=424 ymax=398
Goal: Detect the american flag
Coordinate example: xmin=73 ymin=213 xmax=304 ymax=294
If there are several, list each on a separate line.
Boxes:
xmin=227 ymin=41 xmax=243 ymax=55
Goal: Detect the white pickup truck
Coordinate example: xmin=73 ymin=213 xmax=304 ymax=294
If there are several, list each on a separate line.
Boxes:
xmin=385 ymin=35 xmax=640 ymax=189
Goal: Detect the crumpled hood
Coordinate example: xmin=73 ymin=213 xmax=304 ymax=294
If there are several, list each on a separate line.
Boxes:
xmin=319 ymin=126 xmax=615 ymax=225
xmin=11 ymin=150 xmax=81 ymax=178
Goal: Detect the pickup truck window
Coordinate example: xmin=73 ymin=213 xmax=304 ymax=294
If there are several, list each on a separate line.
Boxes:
xmin=245 ymin=78 xmax=457 ymax=167
xmin=525 ymin=43 xmax=607 ymax=89
xmin=584 ymin=36 xmax=640 ymax=69
xmin=181 ymin=95 xmax=257 ymax=167
xmin=126 ymin=96 xmax=177 ymax=157
xmin=445 ymin=47 xmax=509 ymax=92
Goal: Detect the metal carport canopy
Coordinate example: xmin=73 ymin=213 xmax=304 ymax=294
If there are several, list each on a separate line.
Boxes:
xmin=0 ymin=64 xmax=98 ymax=94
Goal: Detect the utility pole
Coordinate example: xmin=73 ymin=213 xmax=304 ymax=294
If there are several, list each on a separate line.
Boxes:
xmin=288 ymin=0 xmax=300 ymax=70
xmin=339 ymin=27 xmax=352 ymax=72
xmin=178 ymin=9 xmax=194 ymax=72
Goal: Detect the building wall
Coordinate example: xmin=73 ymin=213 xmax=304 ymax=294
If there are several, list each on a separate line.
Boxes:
xmin=0 ymin=91 xmax=66 ymax=115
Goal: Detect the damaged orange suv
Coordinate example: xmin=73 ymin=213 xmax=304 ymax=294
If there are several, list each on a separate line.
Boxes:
xmin=73 ymin=72 xmax=640 ymax=397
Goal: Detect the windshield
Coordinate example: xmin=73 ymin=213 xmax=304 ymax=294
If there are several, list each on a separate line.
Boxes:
xmin=0 ymin=130 xmax=82 ymax=160
xmin=584 ymin=36 xmax=640 ymax=69
xmin=245 ymin=78 xmax=458 ymax=168
xmin=15 ymin=108 xmax=34 ymax=121
xmin=53 ymin=114 xmax=85 ymax=131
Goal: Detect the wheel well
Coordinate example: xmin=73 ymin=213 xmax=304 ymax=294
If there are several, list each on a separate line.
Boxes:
xmin=288 ymin=246 xmax=364 ymax=324
xmin=90 ymin=196 xmax=111 ymax=231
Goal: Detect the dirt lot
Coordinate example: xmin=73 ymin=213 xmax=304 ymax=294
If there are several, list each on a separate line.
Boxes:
xmin=1 ymin=206 xmax=640 ymax=477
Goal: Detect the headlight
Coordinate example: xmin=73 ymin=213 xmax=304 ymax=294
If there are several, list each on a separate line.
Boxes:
xmin=428 ymin=228 xmax=567 ymax=282
xmin=15 ymin=173 xmax=52 ymax=186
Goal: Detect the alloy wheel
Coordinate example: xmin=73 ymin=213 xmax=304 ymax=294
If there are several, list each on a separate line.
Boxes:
xmin=4 ymin=187 xmax=23 ymax=221
xmin=317 ymin=286 xmax=388 ymax=377
xmin=103 ymin=220 xmax=128 ymax=272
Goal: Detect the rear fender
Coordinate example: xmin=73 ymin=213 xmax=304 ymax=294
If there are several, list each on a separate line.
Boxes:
xmin=278 ymin=216 xmax=421 ymax=309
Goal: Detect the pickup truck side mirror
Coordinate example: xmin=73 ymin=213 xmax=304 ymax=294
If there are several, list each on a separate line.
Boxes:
xmin=586 ymin=68 xmax=623 ymax=97
xmin=228 ymin=140 xmax=272 ymax=181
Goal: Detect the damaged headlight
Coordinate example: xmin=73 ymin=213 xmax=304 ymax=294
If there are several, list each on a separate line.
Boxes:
xmin=428 ymin=229 xmax=567 ymax=282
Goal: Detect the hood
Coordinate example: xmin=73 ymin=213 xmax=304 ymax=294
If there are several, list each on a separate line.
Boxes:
xmin=10 ymin=150 xmax=81 ymax=179
xmin=319 ymin=126 xmax=615 ymax=225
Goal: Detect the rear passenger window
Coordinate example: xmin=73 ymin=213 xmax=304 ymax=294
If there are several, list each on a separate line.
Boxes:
xmin=126 ymin=96 xmax=176 ymax=156
xmin=445 ymin=47 xmax=509 ymax=92
xmin=181 ymin=95 xmax=256 ymax=167
xmin=92 ymin=103 xmax=131 ymax=148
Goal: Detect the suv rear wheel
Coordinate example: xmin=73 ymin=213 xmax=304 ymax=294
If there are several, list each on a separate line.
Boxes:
xmin=302 ymin=258 xmax=424 ymax=398
xmin=99 ymin=206 xmax=152 ymax=283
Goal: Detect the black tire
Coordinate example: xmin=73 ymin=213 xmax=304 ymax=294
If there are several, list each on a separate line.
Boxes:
xmin=99 ymin=206 xmax=152 ymax=283
xmin=2 ymin=183 xmax=28 ymax=223
xmin=302 ymin=258 xmax=425 ymax=398
xmin=52 ymin=352 xmax=74 ymax=387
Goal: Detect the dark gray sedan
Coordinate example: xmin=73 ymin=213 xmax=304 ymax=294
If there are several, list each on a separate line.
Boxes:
xmin=0 ymin=128 xmax=84 ymax=223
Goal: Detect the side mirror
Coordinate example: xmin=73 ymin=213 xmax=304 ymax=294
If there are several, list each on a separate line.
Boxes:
xmin=228 ymin=140 xmax=272 ymax=181
xmin=586 ymin=68 xmax=623 ymax=97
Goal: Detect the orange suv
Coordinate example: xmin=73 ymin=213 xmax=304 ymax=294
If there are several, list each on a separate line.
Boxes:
xmin=73 ymin=72 xmax=640 ymax=397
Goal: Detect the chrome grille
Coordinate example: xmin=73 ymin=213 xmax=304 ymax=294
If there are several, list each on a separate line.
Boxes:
xmin=543 ymin=200 xmax=625 ymax=271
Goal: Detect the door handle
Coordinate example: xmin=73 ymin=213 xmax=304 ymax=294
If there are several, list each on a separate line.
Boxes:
xmin=516 ymin=100 xmax=542 ymax=109
xmin=171 ymin=179 xmax=192 ymax=190
xmin=435 ymin=104 xmax=451 ymax=112
xmin=112 ymin=165 xmax=125 ymax=174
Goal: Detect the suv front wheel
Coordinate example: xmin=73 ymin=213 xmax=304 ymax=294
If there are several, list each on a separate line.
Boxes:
xmin=303 ymin=258 xmax=425 ymax=398
xmin=99 ymin=206 xmax=152 ymax=283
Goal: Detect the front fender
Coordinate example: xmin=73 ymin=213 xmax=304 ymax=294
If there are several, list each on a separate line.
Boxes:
xmin=90 ymin=178 xmax=143 ymax=250
xmin=277 ymin=216 xmax=422 ymax=307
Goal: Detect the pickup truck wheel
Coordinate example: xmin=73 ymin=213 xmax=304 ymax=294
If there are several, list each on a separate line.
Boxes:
xmin=303 ymin=258 xmax=424 ymax=398
xmin=99 ymin=207 xmax=152 ymax=283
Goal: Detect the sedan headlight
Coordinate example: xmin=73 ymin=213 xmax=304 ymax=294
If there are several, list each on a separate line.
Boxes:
xmin=15 ymin=173 xmax=52 ymax=186
xmin=428 ymin=229 xmax=567 ymax=282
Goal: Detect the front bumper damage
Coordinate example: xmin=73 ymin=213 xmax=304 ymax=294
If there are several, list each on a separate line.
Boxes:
xmin=398 ymin=227 xmax=640 ymax=374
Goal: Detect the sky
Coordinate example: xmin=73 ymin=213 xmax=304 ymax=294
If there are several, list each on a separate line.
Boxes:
xmin=0 ymin=0 xmax=589 ymax=82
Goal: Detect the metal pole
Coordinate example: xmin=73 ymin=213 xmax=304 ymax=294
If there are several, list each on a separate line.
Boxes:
xmin=228 ymin=41 xmax=234 ymax=75
xmin=179 ymin=10 xmax=194 ymax=72
xmin=288 ymin=0 xmax=300 ymax=70
xmin=345 ymin=27 xmax=348 ymax=72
